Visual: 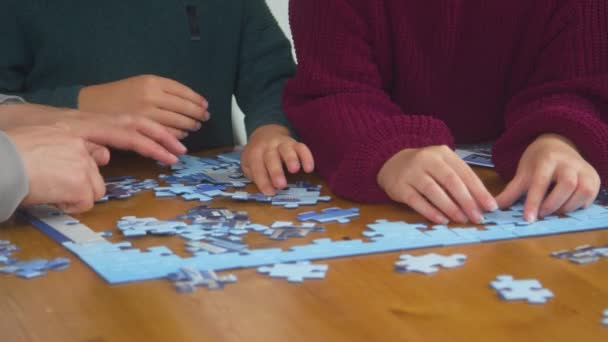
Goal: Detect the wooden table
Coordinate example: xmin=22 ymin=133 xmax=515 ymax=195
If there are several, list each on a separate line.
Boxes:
xmin=1 ymin=149 xmax=608 ymax=342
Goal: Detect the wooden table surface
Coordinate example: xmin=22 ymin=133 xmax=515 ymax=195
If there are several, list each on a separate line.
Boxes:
xmin=1 ymin=148 xmax=608 ymax=342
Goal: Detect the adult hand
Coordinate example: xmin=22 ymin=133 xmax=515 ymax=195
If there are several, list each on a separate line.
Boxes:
xmin=7 ymin=126 xmax=107 ymax=214
xmin=241 ymin=124 xmax=314 ymax=195
xmin=377 ymin=145 xmax=498 ymax=224
xmin=496 ymin=133 xmax=600 ymax=221
xmin=54 ymin=113 xmax=188 ymax=165
xmin=79 ymin=75 xmax=210 ymax=137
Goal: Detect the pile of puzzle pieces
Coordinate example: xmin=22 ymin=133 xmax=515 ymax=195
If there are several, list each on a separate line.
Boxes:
xmin=226 ymin=181 xmax=331 ymax=208
xmin=0 ymin=240 xmax=70 ymax=279
xmin=97 ymin=176 xmax=159 ymax=202
xmin=550 ymin=244 xmax=608 ymax=264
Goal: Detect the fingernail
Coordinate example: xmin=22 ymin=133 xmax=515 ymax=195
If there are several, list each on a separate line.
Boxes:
xmin=473 ymin=210 xmax=485 ymax=224
xmin=439 ymin=216 xmax=450 ymax=225
xmin=193 ymin=122 xmax=202 ymax=131
xmin=525 ymin=212 xmax=537 ymax=222
xmin=181 ymin=132 xmax=189 ymax=139
xmin=202 ymin=99 xmax=208 ymax=108
xmin=487 ymin=199 xmax=499 ymax=212
xmin=177 ymin=141 xmax=187 ymax=153
xmin=205 ymin=111 xmax=211 ymax=121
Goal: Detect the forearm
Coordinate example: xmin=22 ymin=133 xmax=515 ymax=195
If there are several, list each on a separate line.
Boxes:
xmin=0 ymin=103 xmax=68 ymax=130
xmin=0 ymin=132 xmax=28 ymax=222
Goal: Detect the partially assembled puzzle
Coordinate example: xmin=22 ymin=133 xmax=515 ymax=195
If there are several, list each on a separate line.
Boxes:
xmin=17 ymin=152 xmax=608 ymax=294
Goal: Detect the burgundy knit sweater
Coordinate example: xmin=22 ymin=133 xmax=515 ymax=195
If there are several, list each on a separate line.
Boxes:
xmin=283 ymin=0 xmax=608 ymax=203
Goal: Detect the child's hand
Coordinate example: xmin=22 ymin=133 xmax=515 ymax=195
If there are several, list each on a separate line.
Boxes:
xmin=241 ymin=124 xmax=314 ymax=195
xmin=496 ymin=133 xmax=600 ymax=221
xmin=377 ymin=145 xmax=498 ymax=224
xmin=79 ymin=75 xmax=210 ymax=138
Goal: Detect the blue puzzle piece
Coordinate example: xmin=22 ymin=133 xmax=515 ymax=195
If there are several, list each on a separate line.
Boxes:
xmin=258 ymin=261 xmax=328 ymax=282
xmin=168 ymin=266 xmax=237 ymax=292
xmin=395 ymin=253 xmax=467 ymax=274
xmin=297 ymin=207 xmax=360 ymax=223
xmin=490 ymin=275 xmax=554 ymax=304
xmin=602 ymin=309 xmax=608 ymax=326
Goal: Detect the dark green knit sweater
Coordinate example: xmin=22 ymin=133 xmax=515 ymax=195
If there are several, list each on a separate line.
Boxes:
xmin=0 ymin=0 xmax=295 ymax=150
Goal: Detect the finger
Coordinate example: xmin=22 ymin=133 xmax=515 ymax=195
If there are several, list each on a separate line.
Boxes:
xmin=523 ymin=164 xmax=555 ymax=222
xmin=148 ymin=109 xmax=201 ymax=132
xmin=86 ymin=155 xmax=106 ymax=201
xmin=85 ymin=142 xmax=110 ymax=166
xmin=294 ymin=143 xmax=315 ymax=173
xmin=560 ymin=171 xmax=600 ymax=213
xmin=251 ymin=151 xmax=276 ymax=195
xmin=429 ymin=160 xmax=484 ymax=223
xmin=166 ymin=127 xmax=188 ymax=139
xmin=495 ymin=174 xmax=528 ymax=209
xmin=82 ymin=121 xmax=181 ymax=165
xmin=539 ymin=168 xmax=578 ymax=217
xmin=415 ymin=175 xmax=469 ymax=223
xmin=447 ymin=154 xmax=498 ymax=212
xmin=160 ymin=77 xmax=208 ymax=109
xmin=398 ymin=185 xmax=450 ymax=224
xmin=278 ymin=143 xmax=301 ymax=174
xmin=264 ymin=149 xmax=288 ymax=189
xmin=128 ymin=117 xmax=187 ymax=155
xmin=157 ymin=93 xmax=208 ymax=121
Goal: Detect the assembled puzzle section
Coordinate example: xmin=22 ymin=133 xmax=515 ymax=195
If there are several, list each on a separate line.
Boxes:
xmin=20 ymin=180 xmax=608 ymax=284
xmin=490 ymin=275 xmax=554 ymax=304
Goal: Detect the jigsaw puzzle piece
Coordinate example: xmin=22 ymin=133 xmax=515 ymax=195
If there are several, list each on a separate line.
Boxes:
xmin=394 ymin=253 xmax=467 ymax=274
xmin=257 ymin=261 xmax=328 ymax=282
xmin=490 ymin=275 xmax=554 ymax=304
xmin=296 ymin=207 xmax=360 ymax=223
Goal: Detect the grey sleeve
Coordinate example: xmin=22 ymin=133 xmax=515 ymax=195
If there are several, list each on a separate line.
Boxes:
xmin=0 ymin=94 xmax=25 ymax=105
xmin=0 ymin=131 xmax=28 ymax=222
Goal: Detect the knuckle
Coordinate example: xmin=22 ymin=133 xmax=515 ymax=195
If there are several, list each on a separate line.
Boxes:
xmin=560 ymin=176 xmax=578 ymax=190
xmin=443 ymin=172 xmax=460 ymax=189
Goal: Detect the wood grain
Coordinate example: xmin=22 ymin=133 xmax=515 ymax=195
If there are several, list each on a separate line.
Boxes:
xmin=1 ymin=149 xmax=607 ymax=342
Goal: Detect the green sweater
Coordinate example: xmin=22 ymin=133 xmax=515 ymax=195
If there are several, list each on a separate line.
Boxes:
xmin=0 ymin=0 xmax=295 ymax=150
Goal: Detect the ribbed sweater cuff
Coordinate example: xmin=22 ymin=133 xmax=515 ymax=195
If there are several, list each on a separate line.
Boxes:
xmin=493 ymin=100 xmax=608 ymax=185
xmin=329 ymin=116 xmax=455 ymax=203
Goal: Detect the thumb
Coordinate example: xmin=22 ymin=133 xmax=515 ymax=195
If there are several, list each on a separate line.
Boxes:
xmin=85 ymin=142 xmax=110 ymax=166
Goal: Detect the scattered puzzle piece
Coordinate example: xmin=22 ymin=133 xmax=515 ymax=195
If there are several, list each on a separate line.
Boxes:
xmin=263 ymin=222 xmax=325 ymax=240
xmin=490 ymin=275 xmax=554 ymax=304
xmin=258 ymin=261 xmax=328 ymax=282
xmin=297 ymin=207 xmax=360 ymax=223
xmin=394 ymin=253 xmax=467 ymax=274
xmin=550 ymin=244 xmax=608 ymax=264
xmin=97 ymin=177 xmax=158 ymax=202
xmin=0 ymin=240 xmax=70 ymax=279
xmin=227 ymin=181 xmax=331 ymax=209
xmin=168 ymin=267 xmax=237 ymax=292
